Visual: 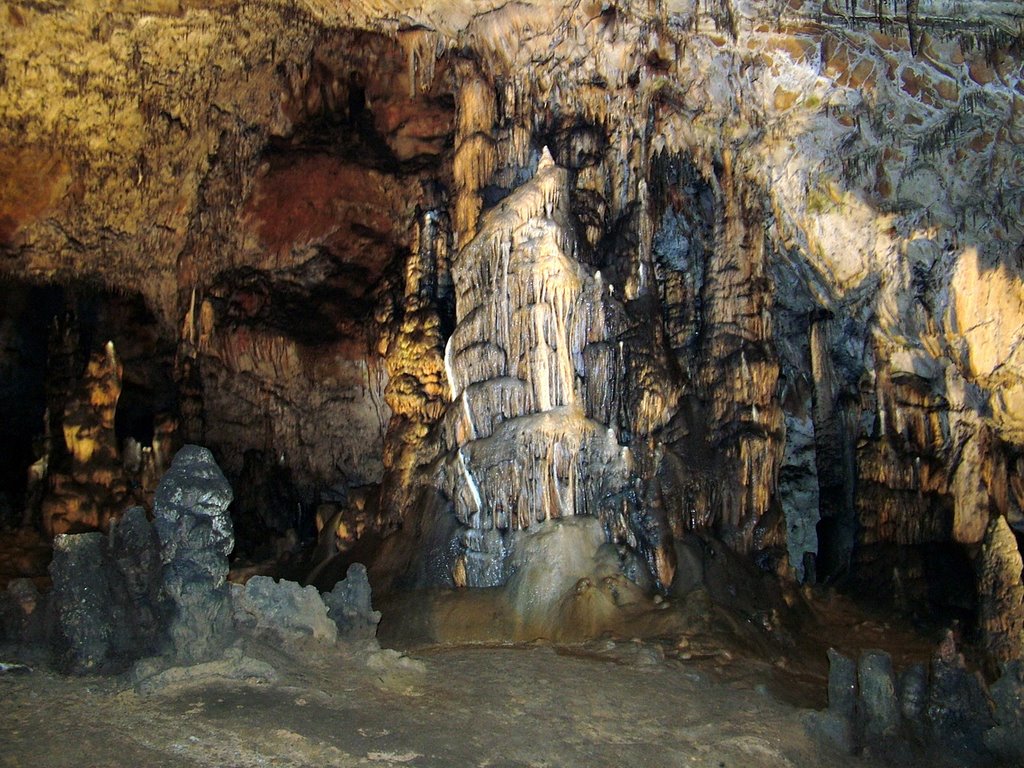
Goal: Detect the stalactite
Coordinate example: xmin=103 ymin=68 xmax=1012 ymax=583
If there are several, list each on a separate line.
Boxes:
xmin=398 ymin=28 xmax=440 ymax=98
xmin=693 ymin=151 xmax=783 ymax=551
xmin=453 ymin=71 xmax=499 ymax=247
xmin=427 ymin=148 xmax=652 ymax=586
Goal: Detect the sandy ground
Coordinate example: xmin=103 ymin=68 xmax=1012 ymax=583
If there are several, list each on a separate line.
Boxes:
xmin=1 ymin=633 xmax=938 ymax=768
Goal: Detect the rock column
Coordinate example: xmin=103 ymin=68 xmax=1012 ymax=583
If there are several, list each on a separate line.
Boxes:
xmin=153 ymin=445 xmax=235 ymax=663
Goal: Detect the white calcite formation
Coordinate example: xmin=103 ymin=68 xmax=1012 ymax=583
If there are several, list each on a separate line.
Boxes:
xmin=429 ymin=149 xmax=643 ymax=587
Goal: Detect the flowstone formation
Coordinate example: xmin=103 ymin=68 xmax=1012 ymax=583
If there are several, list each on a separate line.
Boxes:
xmin=430 ymin=148 xmax=652 ymax=589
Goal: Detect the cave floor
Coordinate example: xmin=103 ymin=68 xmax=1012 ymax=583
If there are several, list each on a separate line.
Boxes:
xmin=1 ymin=634 xmax=939 ymax=768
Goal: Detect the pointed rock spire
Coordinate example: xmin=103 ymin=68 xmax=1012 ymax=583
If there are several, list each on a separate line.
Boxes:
xmin=538 ymin=145 xmax=555 ymax=170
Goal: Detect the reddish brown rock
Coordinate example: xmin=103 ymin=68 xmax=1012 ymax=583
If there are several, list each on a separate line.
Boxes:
xmin=900 ymin=66 xmax=956 ymax=107
xmin=0 ymin=148 xmax=70 ymax=246
xmin=869 ymin=30 xmax=910 ymax=53
xmin=822 ymin=34 xmax=876 ymax=88
xmin=243 ymin=155 xmax=414 ymax=279
xmin=968 ymin=56 xmax=996 ymax=85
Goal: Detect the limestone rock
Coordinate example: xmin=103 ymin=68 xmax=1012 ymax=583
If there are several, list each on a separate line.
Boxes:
xmin=812 ymin=649 xmax=859 ymax=756
xmin=978 ymin=515 xmax=1024 ymax=664
xmin=803 ymin=709 xmax=856 ymax=756
xmin=108 ymin=507 xmax=165 ymax=657
xmin=1 ymin=0 xmax=1024 ymax=649
xmin=418 ymin=150 xmax=665 ymax=594
xmin=898 ymin=662 xmax=929 ymax=744
xmin=153 ymin=445 xmax=234 ymax=564
xmin=827 ymin=648 xmax=857 ymax=721
xmin=504 ymin=517 xmax=613 ymax=636
xmin=231 ymin=576 xmax=337 ymax=646
xmin=47 ymin=510 xmax=166 ymax=674
xmin=818 ymin=636 xmax=1004 ymax=760
xmin=153 ymin=445 xmax=235 ymax=663
xmin=779 ymin=410 xmax=819 ymax=582
xmin=49 ymin=533 xmax=115 ymax=674
xmin=927 ymin=631 xmax=995 ymax=758
xmin=41 ymin=344 xmax=131 ymax=537
xmin=0 ymin=578 xmax=48 ymax=647
xmin=898 ymin=662 xmax=928 ymax=723
xmin=322 ymin=563 xmax=381 ymax=641
xmin=985 ymin=660 xmax=1024 ymax=762
xmin=858 ymin=650 xmax=898 ymax=738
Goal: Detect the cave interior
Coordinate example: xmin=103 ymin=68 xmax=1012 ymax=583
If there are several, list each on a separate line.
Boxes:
xmin=1 ymin=0 xmax=1024 ymax=763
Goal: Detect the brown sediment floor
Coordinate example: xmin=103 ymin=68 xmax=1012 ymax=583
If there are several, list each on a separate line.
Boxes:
xmin=0 ymin=524 xmax=957 ymax=768
xmin=1 ymin=627 xmax=939 ymax=768
xmin=376 ymin=577 xmax=946 ymax=712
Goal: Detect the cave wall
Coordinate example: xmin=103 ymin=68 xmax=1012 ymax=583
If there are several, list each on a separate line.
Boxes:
xmin=1 ymin=0 xmax=1023 ymax=653
xmin=1 ymin=6 xmax=459 ymax=535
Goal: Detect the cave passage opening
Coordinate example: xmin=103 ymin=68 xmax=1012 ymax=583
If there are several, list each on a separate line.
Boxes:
xmin=0 ymin=278 xmax=178 ymax=531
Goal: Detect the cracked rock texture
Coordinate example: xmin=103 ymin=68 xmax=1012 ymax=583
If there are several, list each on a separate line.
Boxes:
xmin=153 ymin=444 xmax=235 ymax=663
xmin=1 ymin=0 xmax=1023 ymax=656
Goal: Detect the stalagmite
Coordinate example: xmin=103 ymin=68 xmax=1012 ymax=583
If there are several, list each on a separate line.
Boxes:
xmin=41 ymin=344 xmax=133 ymax=537
xmin=978 ymin=516 xmax=1024 ymax=663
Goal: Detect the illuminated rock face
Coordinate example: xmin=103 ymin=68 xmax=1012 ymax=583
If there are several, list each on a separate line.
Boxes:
xmin=40 ymin=344 xmax=139 ymax=537
xmin=429 ymin=149 xmax=639 ymax=587
xmin=979 ymin=516 xmax=1024 ymax=663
